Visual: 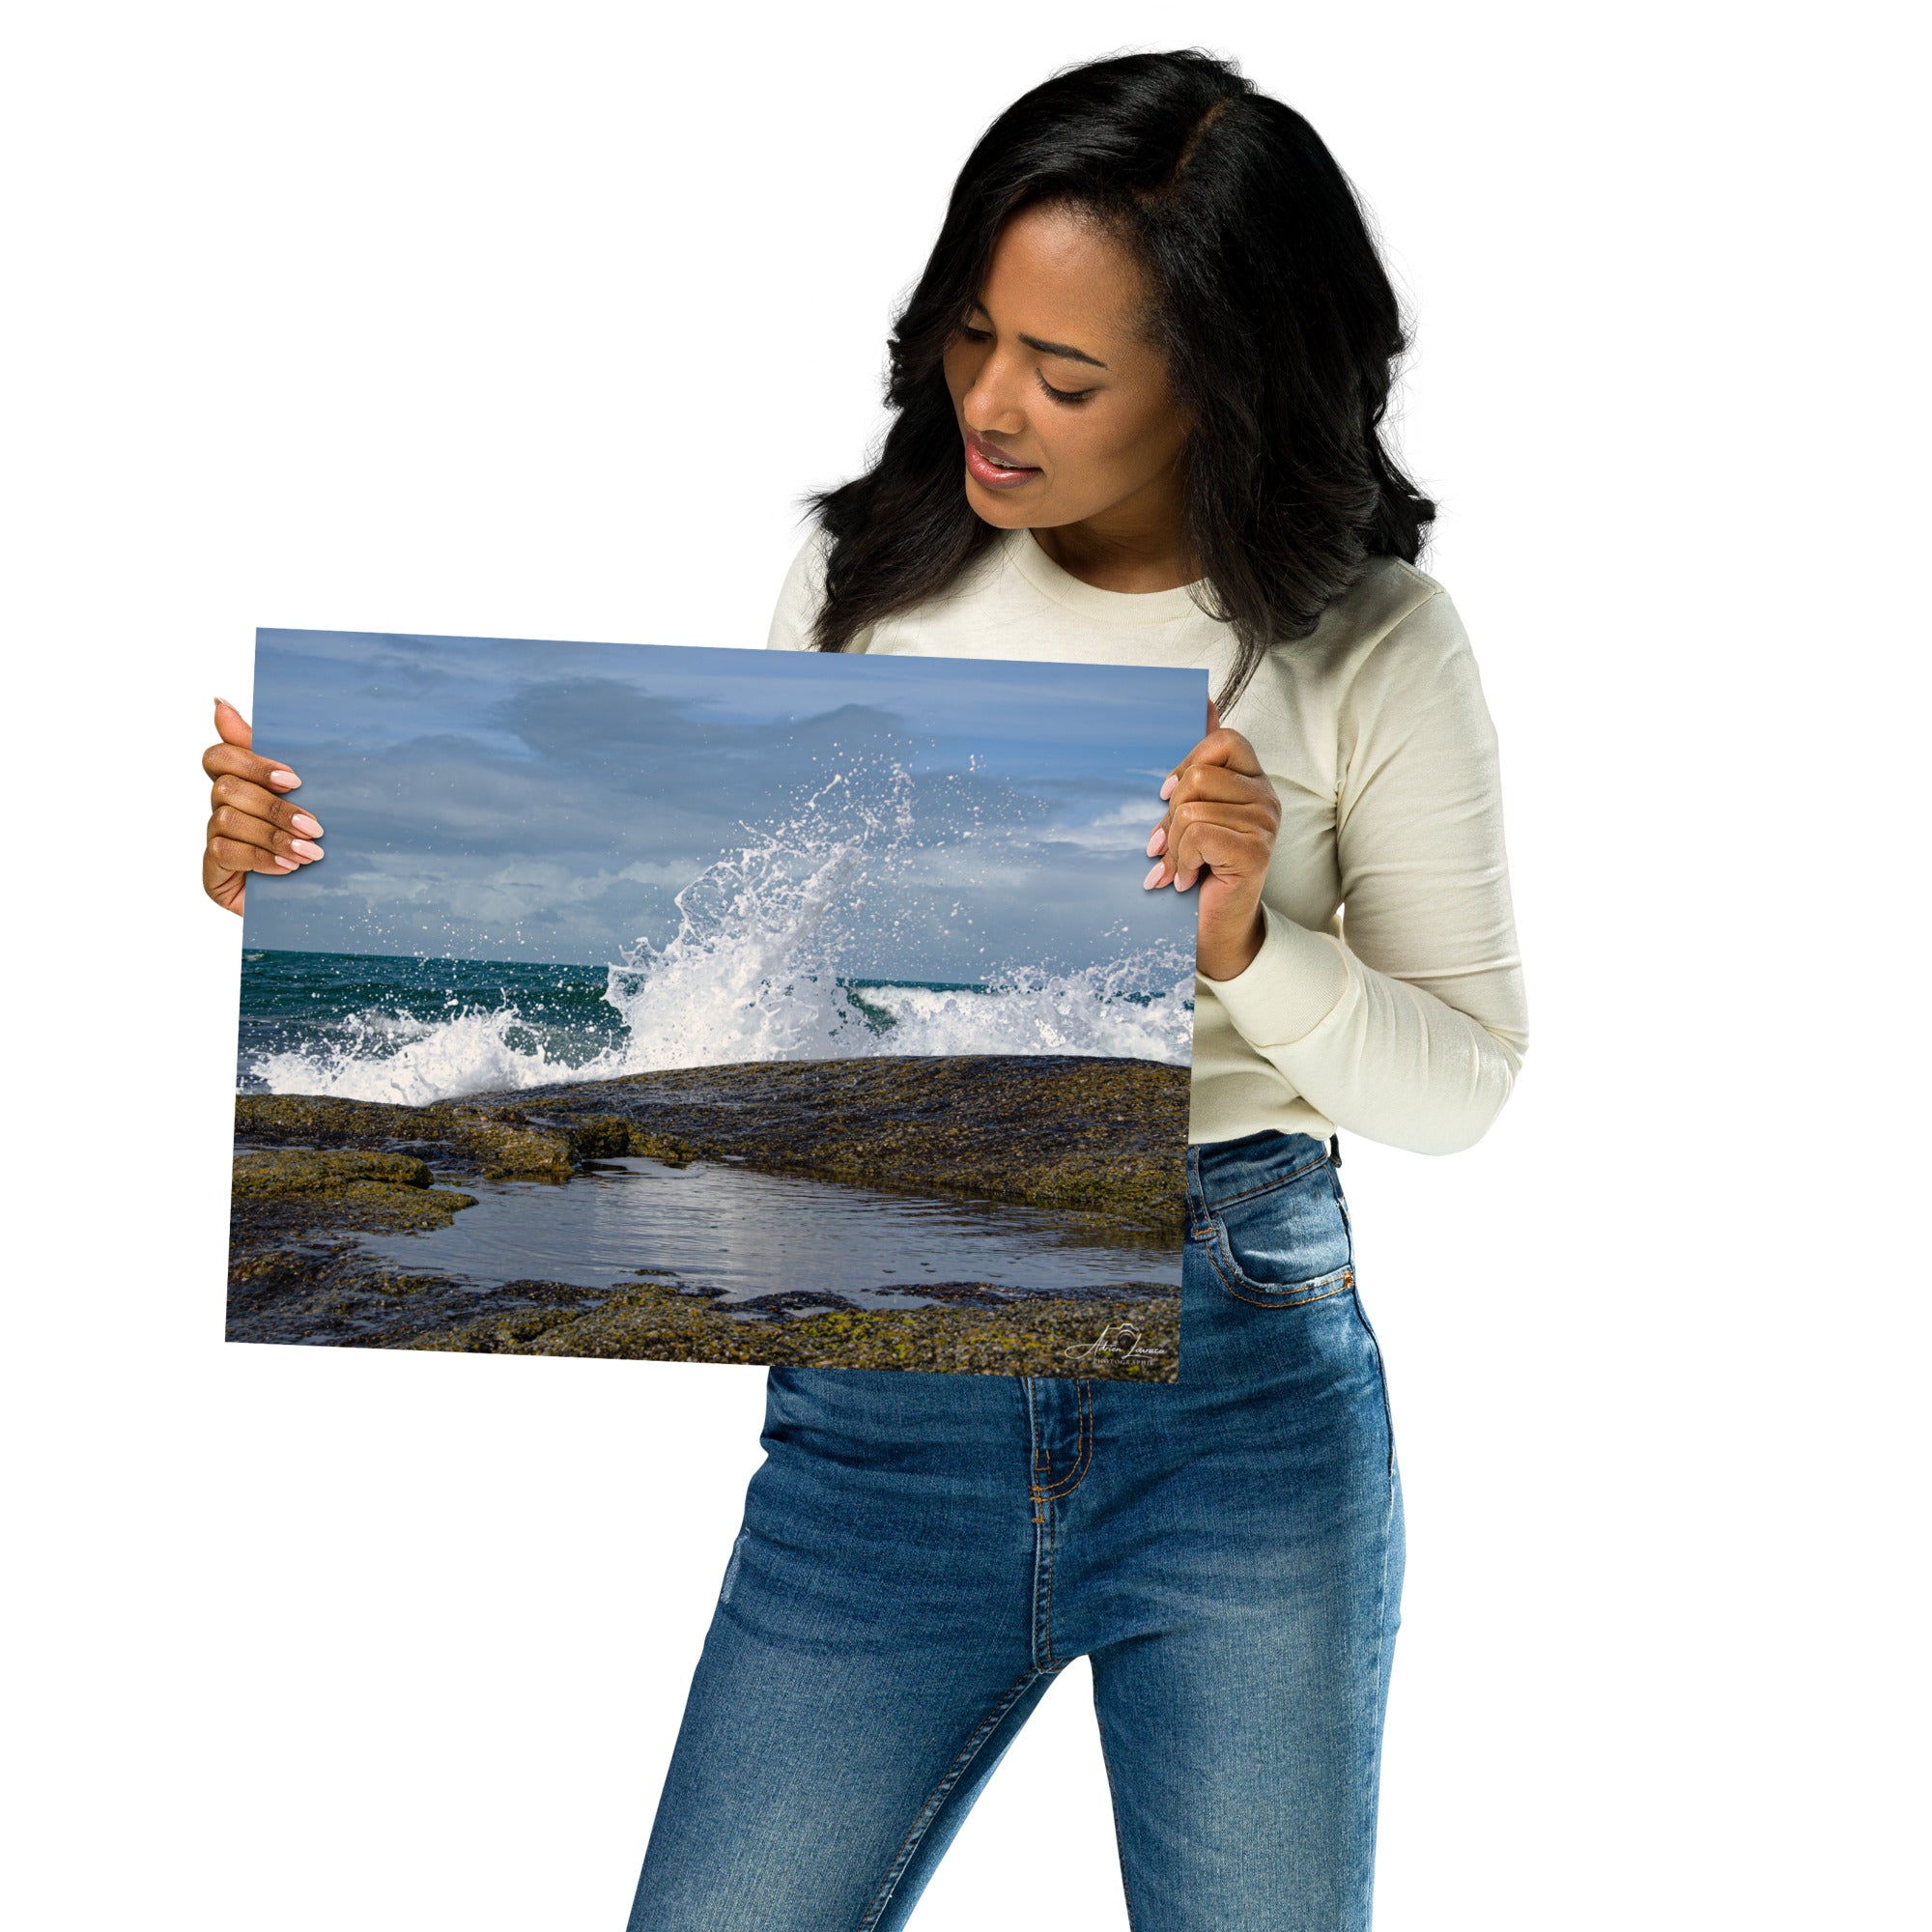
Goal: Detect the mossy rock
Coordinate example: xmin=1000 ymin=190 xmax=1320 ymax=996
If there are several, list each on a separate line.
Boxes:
xmin=230 ymin=1149 xmax=477 ymax=1234
xmin=466 ymin=1053 xmax=1190 ymax=1231
xmin=321 ymin=1181 xmax=478 ymax=1229
xmin=406 ymin=1279 xmax=1180 ymax=1378
xmin=563 ymin=1114 xmax=639 ymax=1162
xmin=235 ymin=1094 xmax=444 ymax=1148
xmin=453 ymin=1120 xmax=573 ymax=1182
xmin=625 ymin=1128 xmax=705 ymax=1167
xmin=234 ymin=1094 xmax=574 ymax=1182
xmin=232 ymin=1149 xmax=433 ymax=1196
xmin=234 ymin=1052 xmax=1188 ymax=1228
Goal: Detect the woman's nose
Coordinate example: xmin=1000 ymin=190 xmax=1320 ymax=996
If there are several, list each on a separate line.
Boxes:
xmin=961 ymin=359 xmax=1028 ymax=435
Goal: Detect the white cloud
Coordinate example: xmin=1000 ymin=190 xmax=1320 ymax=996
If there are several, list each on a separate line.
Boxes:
xmin=1037 ymin=801 xmax=1161 ymax=853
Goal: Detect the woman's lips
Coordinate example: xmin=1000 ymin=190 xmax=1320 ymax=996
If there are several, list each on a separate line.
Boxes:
xmin=963 ymin=433 xmax=1041 ymax=488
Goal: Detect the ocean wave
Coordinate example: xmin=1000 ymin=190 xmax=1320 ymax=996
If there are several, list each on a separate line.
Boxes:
xmin=244 ymin=763 xmax=1194 ymax=1104
xmin=853 ymin=958 xmax=1193 ymax=1063
xmin=245 ymin=1005 xmax=610 ymax=1107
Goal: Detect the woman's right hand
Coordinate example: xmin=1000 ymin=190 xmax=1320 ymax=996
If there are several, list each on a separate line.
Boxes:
xmin=201 ymin=697 xmax=326 ymax=916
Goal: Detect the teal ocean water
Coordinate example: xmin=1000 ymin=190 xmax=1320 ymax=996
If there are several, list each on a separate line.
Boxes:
xmin=238 ymin=946 xmax=1192 ymax=1104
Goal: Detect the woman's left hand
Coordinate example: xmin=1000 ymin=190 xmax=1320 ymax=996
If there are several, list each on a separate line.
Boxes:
xmin=1144 ymin=697 xmax=1281 ymax=980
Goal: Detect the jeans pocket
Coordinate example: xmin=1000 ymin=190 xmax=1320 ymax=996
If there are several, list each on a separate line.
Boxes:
xmin=1203 ymin=1153 xmax=1355 ymax=1308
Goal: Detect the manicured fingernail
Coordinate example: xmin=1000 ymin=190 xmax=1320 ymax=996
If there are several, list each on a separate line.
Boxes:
xmin=1174 ymin=871 xmax=1194 ymax=892
xmin=291 ymin=812 xmax=323 ymax=837
xmin=291 ymin=839 xmax=324 ymax=861
xmin=268 ymin=770 xmax=298 ymax=788
xmin=272 ymin=855 xmax=298 ymax=870
xmin=1143 ymin=862 xmax=1166 ymax=889
xmin=1145 ymin=826 xmax=1167 ymax=857
xmin=1159 ymin=774 xmax=1177 ymax=799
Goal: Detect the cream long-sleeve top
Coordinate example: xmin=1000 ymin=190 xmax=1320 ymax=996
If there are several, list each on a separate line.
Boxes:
xmin=765 ymin=522 xmax=1529 ymax=1155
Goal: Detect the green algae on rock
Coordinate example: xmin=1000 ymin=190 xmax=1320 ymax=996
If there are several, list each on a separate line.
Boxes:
xmin=474 ymin=1054 xmax=1191 ymax=1233
xmin=234 ymin=1052 xmax=1187 ymax=1231
xmin=232 ymin=1149 xmax=435 ymax=1195
xmin=404 ymin=1279 xmax=1180 ymax=1378
xmin=229 ymin=1147 xmax=478 ymax=1236
xmin=234 ymin=1094 xmax=581 ymax=1181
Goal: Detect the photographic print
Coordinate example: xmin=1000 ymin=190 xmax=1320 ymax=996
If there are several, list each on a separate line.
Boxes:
xmin=227 ymin=628 xmax=1205 ymax=1379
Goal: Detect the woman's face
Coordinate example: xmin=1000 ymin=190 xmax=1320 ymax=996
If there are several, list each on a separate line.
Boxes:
xmin=940 ymin=202 xmax=1191 ymax=539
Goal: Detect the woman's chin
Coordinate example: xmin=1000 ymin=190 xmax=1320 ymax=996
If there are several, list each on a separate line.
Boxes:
xmin=964 ymin=478 xmax=1044 ymax=526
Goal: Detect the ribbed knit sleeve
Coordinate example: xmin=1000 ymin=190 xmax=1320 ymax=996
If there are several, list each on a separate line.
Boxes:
xmin=1197 ymin=587 xmax=1530 ymax=1153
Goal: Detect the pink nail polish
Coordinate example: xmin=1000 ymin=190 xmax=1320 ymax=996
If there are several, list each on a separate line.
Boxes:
xmin=291 ymin=839 xmax=324 ymax=861
xmin=272 ymin=856 xmax=298 ymax=870
xmin=269 ymin=769 xmax=298 ymax=788
xmin=1145 ymin=827 xmax=1166 ymax=857
xmin=1159 ymin=775 xmax=1177 ymax=800
xmin=291 ymin=812 xmax=323 ymax=837
xmin=1143 ymin=862 xmax=1165 ymax=889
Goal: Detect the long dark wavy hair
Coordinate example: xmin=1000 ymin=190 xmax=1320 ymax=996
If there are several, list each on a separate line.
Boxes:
xmin=800 ymin=47 xmax=1435 ymax=714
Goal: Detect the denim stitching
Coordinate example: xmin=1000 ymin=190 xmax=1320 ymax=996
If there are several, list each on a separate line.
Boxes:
xmin=1024 ymin=1378 xmax=1049 ymax=1501
xmin=1184 ymin=1151 xmax=1212 ymax=1242
xmin=1032 ymin=1473 xmax=1070 ymax=1671
xmin=1037 ymin=1378 xmax=1094 ymax=1499
xmin=1022 ymin=1381 xmax=1068 ymax=1669
xmin=1037 ymin=1501 xmax=1060 ymax=1669
xmin=1207 ymin=1257 xmax=1356 ymax=1310
xmin=1351 ymin=1293 xmax=1397 ymax=1491
xmin=1200 ymin=1205 xmax=1355 ymax=1306
xmin=855 ymin=1665 xmax=1048 ymax=1931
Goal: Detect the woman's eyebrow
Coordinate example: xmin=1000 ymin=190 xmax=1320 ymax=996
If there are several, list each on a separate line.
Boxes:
xmin=1020 ymin=333 xmax=1108 ymax=369
xmin=968 ymin=301 xmax=1109 ymax=369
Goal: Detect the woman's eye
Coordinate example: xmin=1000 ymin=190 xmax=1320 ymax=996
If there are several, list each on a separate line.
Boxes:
xmin=954 ymin=323 xmax=1091 ymax=404
xmin=1037 ymin=373 xmax=1094 ymax=406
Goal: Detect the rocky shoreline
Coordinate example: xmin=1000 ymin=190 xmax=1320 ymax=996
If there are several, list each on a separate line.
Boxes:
xmin=227 ymin=1053 xmax=1189 ymax=1379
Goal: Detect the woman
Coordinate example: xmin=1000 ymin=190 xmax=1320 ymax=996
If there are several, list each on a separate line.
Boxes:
xmin=202 ymin=48 xmax=1527 ymax=1932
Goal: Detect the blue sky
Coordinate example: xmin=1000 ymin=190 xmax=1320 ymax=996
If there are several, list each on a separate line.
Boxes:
xmin=241 ymin=629 xmax=1208 ymax=980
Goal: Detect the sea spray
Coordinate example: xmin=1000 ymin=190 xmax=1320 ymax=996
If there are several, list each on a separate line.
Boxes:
xmin=598 ymin=766 xmax=900 ymax=1066
xmin=855 ymin=952 xmax=1194 ymax=1064
xmin=243 ymin=760 xmax=1194 ymax=1103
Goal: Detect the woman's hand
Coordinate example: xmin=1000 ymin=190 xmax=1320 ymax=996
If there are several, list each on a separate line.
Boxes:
xmin=201 ymin=698 xmax=325 ymax=916
xmin=1143 ymin=697 xmax=1280 ymax=980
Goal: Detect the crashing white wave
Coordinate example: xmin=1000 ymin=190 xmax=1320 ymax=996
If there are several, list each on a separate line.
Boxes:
xmin=246 ymin=1005 xmax=597 ymax=1107
xmin=852 ymin=958 xmax=1193 ymax=1063
xmin=247 ymin=763 xmax=1194 ymax=1104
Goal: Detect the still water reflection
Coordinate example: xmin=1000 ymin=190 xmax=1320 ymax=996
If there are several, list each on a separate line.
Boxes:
xmin=355 ymin=1155 xmax=1179 ymax=1309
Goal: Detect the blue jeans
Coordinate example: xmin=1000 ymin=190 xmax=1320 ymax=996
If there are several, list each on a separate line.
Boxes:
xmin=626 ymin=1129 xmax=1405 ymax=1930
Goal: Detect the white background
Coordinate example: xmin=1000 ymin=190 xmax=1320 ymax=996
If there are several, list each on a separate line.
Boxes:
xmin=4 ymin=3 xmax=1923 ymax=1926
